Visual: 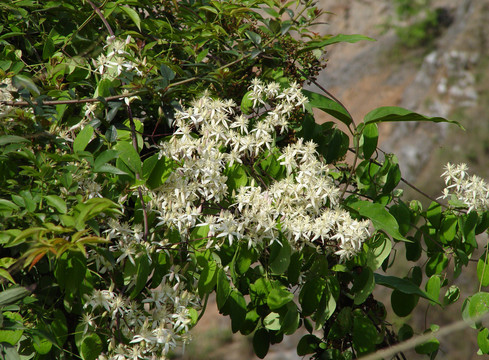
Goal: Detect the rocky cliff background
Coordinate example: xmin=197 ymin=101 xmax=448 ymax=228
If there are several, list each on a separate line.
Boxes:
xmin=178 ymin=1 xmax=489 ymax=359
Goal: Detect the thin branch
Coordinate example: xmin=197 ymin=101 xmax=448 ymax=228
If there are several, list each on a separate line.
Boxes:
xmin=0 ymin=91 xmax=143 ymax=106
xmin=358 ymin=311 xmax=489 ymax=360
xmin=299 ymin=70 xmax=357 ymax=134
xmin=401 ymin=176 xmax=447 ymax=207
xmin=348 ymin=147 xmax=449 ymax=208
xmin=85 ymin=0 xmax=115 ymax=38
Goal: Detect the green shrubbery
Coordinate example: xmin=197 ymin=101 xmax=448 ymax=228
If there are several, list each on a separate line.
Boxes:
xmin=390 ymin=0 xmax=453 ymax=48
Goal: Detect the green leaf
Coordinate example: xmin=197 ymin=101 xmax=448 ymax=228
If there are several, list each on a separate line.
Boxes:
xmin=478 ymin=328 xmax=489 ymax=354
xmin=216 ymin=267 xmax=231 ymax=310
xmin=12 ymin=74 xmax=40 ymax=96
xmin=366 ymin=236 xmax=392 ymax=271
xmin=281 ymin=302 xmax=300 ymax=335
xmin=228 ymin=290 xmax=246 ymax=333
xmin=0 ymin=135 xmax=29 ymax=146
xmin=224 ymin=164 xmax=248 ymax=191
xmin=462 ymin=211 xmax=478 ymax=247
xmin=346 ymin=200 xmax=408 ymax=241
xmin=443 ymin=285 xmax=460 ymax=306
xmin=302 ymin=34 xmax=375 ymax=52
xmin=425 ymin=275 xmax=441 ymax=305
xmin=259 ymin=148 xmax=285 ymax=180
xmin=80 ymin=333 xmax=102 ymax=360
xmin=198 ymin=260 xmax=217 ymax=297
xmin=160 ymin=64 xmax=175 ymax=81
xmin=74 ymin=198 xmax=121 ymax=230
xmin=73 ymin=125 xmax=94 ymax=153
xmin=0 ymin=269 xmax=15 ymax=284
xmin=352 ymin=267 xmax=375 ymax=305
xmin=287 ymin=252 xmax=302 ymax=285
xmin=120 ymin=6 xmax=141 ymax=31
xmin=300 ymin=278 xmax=327 ymax=316
xmin=142 ymin=154 xmax=159 ymax=180
xmin=0 ymin=312 xmax=23 ymax=345
xmin=426 ymin=252 xmax=449 ymax=277
xmin=42 ymin=37 xmax=55 ymax=60
xmin=250 ymin=278 xmax=272 ymax=305
xmin=44 ymin=195 xmax=67 ymax=214
xmin=323 ymin=128 xmax=349 ymax=163
xmin=236 ymin=244 xmax=256 ymax=274
xmin=94 ymin=78 xmax=113 ymax=98
xmin=51 ymin=309 xmax=68 ymax=347
xmin=241 ymin=309 xmax=260 ymax=335
xmin=361 ymin=123 xmax=378 ymax=159
xmin=415 ymin=337 xmax=439 ymax=355
xmin=398 ymin=324 xmax=414 ymax=341
xmin=130 ymin=255 xmax=150 ymax=299
xmin=405 ymin=234 xmax=422 ymax=261
xmin=94 ymin=150 xmax=119 ymax=170
xmin=303 ymin=90 xmax=352 ymax=126
xmin=0 ymin=199 xmax=19 ymax=211
xmin=313 ymin=289 xmax=336 ymax=330
xmin=264 ymin=312 xmax=281 ymax=331
xmin=253 ymin=328 xmax=270 ymax=359
xmin=240 ymin=90 xmax=254 ymax=114
xmin=374 ymin=273 xmax=439 ymax=303
xmin=297 ymin=334 xmax=320 ymax=356
xmin=468 ymin=292 xmax=489 ymax=320
xmin=0 ymin=286 xmax=30 ymax=307
xmin=33 ymin=333 xmax=52 ymax=354
xmin=440 ymin=214 xmax=458 ymax=243
xmin=269 ymin=240 xmax=291 ymax=275
xmin=478 ymin=252 xmax=489 ymax=287
xmin=145 ymin=155 xmax=176 ymax=189
xmin=200 ymin=5 xmax=218 ymax=14
xmin=114 ymin=141 xmax=141 ymax=174
xmin=391 ymin=289 xmax=418 ymax=317
xmin=267 ymin=287 xmax=293 ymax=310
xmin=55 ymin=251 xmax=87 ymax=292
xmin=389 ymin=202 xmax=411 ymax=236
xmin=245 ymin=30 xmax=261 ymax=45
xmin=352 ymin=315 xmax=379 ymax=355
xmin=94 ymin=164 xmax=127 ymax=175
xmin=364 ymin=106 xmax=463 ymax=129
xmin=263 ymin=7 xmax=280 ymax=17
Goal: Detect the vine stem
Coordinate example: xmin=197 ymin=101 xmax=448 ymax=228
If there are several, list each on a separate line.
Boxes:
xmin=85 ymin=0 xmax=115 ymax=38
xmin=347 ymin=147 xmax=451 ymax=209
xmin=0 ymin=92 xmax=143 ymax=106
xmin=358 ymin=311 xmax=489 ymax=360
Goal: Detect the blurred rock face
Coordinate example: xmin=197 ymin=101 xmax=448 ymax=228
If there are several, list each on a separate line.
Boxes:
xmin=312 ymin=0 xmax=488 ymax=180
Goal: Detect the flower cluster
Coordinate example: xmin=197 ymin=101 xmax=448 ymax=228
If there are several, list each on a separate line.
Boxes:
xmin=86 ymin=79 xmax=372 ymax=360
xmin=82 ymin=219 xmax=200 ymax=360
xmin=440 ymin=162 xmax=489 ymax=212
xmin=95 ymin=36 xmax=142 ymax=79
xmin=84 ymin=264 xmax=199 ymax=359
xmin=153 ymin=79 xmax=370 ymax=260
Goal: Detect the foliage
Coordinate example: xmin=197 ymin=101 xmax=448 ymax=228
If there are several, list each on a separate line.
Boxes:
xmin=0 ymin=1 xmax=488 ymax=360
xmin=388 ymin=0 xmax=453 ymax=48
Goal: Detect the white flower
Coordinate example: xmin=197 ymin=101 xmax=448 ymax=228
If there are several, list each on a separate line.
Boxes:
xmin=440 ymin=163 xmax=489 ymax=212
